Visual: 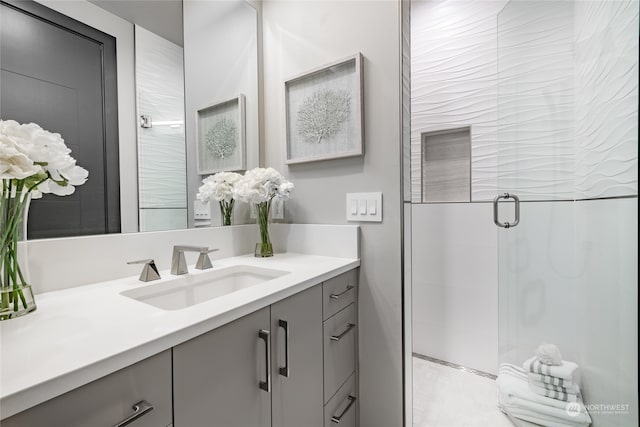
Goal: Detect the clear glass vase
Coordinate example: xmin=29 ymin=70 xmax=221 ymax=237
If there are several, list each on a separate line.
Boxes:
xmin=1 ymin=185 xmax=37 ymax=321
xmin=220 ymin=200 xmax=234 ymax=226
xmin=254 ymin=201 xmax=274 ymax=257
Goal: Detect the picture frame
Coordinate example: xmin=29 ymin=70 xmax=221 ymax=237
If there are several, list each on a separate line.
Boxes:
xmin=284 ymin=53 xmax=364 ymax=164
xmin=196 ymin=94 xmax=246 ymax=174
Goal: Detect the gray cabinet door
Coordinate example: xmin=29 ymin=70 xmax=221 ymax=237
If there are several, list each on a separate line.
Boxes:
xmin=1 ymin=351 xmax=172 ymax=427
xmin=173 ymin=307 xmax=271 ymax=427
xmin=271 ymin=285 xmax=324 ymax=427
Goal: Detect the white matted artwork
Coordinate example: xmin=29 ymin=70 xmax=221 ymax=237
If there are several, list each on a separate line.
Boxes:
xmin=285 ymin=53 xmax=364 ymax=164
xmin=196 ymin=94 xmax=246 ymax=174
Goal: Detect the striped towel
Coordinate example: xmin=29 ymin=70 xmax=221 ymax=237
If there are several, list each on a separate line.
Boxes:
xmin=523 ymin=356 xmax=578 ymax=381
xmin=529 ymin=381 xmax=578 ymax=402
xmin=529 ymin=377 xmax=580 ymax=395
xmin=528 ymin=371 xmax=576 ymax=388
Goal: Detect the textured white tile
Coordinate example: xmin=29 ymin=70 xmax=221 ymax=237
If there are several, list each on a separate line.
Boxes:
xmin=412 ymin=357 xmax=513 ymax=427
xmin=410 ymin=0 xmax=507 ymax=202
xmin=135 ymin=26 xmax=187 ymax=211
xmin=496 ymin=1 xmax=576 ymax=200
xmin=574 ymin=0 xmax=638 ymax=198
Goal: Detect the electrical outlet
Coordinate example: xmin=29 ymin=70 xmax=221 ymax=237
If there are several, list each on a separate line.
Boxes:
xmin=249 ymin=203 xmax=257 ymax=219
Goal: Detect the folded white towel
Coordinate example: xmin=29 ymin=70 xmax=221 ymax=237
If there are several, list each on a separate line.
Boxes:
xmin=529 ymin=377 xmax=580 ymax=395
xmin=536 ymin=343 xmax=563 ymax=366
xmin=496 ymin=364 xmax=591 ymax=423
xmin=524 ymin=356 xmax=578 ymax=381
xmin=501 ymin=403 xmax=591 ymax=427
xmin=529 ymin=381 xmax=578 ymax=402
xmin=529 ymin=371 xmax=576 ymax=388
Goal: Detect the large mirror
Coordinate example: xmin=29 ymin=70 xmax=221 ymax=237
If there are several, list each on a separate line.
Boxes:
xmin=0 ymin=0 xmax=259 ymax=239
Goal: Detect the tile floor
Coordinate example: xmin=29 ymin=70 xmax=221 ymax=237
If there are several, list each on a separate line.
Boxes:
xmin=412 ymin=357 xmax=515 ymax=427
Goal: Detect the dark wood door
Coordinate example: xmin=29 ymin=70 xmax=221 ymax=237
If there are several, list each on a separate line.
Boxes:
xmin=0 ymin=0 xmax=120 ymax=238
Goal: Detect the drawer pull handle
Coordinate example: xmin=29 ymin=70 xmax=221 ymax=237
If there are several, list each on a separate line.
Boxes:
xmin=278 ymin=319 xmax=290 ymax=377
xmin=331 ymin=395 xmax=357 ymax=423
xmin=330 ymin=323 xmax=356 ymax=342
xmin=330 ymin=285 xmax=354 ymax=300
xmin=259 ymin=329 xmax=271 ymax=392
xmin=113 ymin=400 xmax=154 ymax=427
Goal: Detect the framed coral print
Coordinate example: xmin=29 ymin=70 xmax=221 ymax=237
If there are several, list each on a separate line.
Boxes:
xmin=284 ymin=53 xmax=364 ymax=164
xmin=196 ymin=94 xmax=246 ymax=174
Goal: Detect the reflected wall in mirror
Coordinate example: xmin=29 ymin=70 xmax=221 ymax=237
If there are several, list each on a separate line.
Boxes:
xmin=0 ymin=0 xmax=260 ymax=238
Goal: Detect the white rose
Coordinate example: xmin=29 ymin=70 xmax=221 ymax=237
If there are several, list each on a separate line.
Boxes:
xmin=0 ymin=133 xmax=43 ymax=180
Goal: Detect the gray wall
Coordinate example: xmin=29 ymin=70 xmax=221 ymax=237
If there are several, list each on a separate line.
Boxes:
xmin=262 ymin=1 xmax=403 ymax=426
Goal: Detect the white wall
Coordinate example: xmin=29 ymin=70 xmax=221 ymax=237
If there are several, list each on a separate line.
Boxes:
xmin=262 ymin=1 xmax=403 ymax=425
xmin=36 ymin=0 xmax=138 ymax=233
xmin=183 ymin=0 xmax=259 ymax=228
xmin=498 ymin=198 xmax=638 ymax=426
xmin=411 ymin=203 xmax=498 ymax=374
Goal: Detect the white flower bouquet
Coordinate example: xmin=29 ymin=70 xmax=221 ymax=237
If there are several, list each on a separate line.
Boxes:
xmin=233 ymin=167 xmax=293 ymax=257
xmin=1 ymin=119 xmax=88 ymax=319
xmin=197 ymin=172 xmax=241 ymax=226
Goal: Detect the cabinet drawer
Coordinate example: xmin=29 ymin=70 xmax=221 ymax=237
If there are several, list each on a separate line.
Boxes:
xmin=2 ymin=351 xmax=172 ymax=427
xmin=324 ymin=373 xmax=357 ymax=427
xmin=323 ymin=304 xmax=356 ymax=403
xmin=323 ymin=269 xmax=357 ymax=320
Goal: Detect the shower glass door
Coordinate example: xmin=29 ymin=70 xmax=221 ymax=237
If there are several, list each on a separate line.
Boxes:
xmin=496 ymin=1 xmax=638 ymax=426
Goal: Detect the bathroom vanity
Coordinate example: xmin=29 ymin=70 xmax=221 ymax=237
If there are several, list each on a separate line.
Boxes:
xmin=0 ymin=251 xmax=359 ymax=427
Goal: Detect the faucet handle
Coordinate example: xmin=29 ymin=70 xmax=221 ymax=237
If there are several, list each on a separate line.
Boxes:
xmin=195 ymin=248 xmax=219 ymax=270
xmin=127 ymin=259 xmax=161 ymax=282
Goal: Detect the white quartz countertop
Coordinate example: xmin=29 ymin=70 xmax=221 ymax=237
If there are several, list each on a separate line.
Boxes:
xmin=0 ymin=252 xmax=359 ymax=419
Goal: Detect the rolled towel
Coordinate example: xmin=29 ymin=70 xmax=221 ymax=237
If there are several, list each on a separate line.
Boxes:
xmin=529 ymin=381 xmax=578 ymax=402
xmin=529 ymin=377 xmax=580 ymax=395
xmin=524 ymin=356 xmax=578 ymax=381
xmin=498 ymin=364 xmax=584 ymax=411
xmin=529 ymin=371 xmax=576 ymax=388
xmin=536 ymin=343 xmax=563 ymax=366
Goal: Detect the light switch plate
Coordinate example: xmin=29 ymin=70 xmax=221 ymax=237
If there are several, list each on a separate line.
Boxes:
xmin=346 ymin=192 xmax=382 ymax=222
xmin=194 ymin=200 xmax=211 ymax=220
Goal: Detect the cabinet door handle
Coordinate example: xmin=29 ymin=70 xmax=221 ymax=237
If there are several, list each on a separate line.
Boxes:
xmin=331 ymin=395 xmax=357 ymax=423
xmin=278 ymin=319 xmax=290 ymax=377
xmin=113 ymin=400 xmax=154 ymax=427
xmin=330 ymin=323 xmax=356 ymax=342
xmin=258 ymin=329 xmax=271 ymax=392
xmin=330 ymin=285 xmax=354 ymax=300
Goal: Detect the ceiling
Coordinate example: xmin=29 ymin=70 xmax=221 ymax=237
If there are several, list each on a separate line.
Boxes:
xmin=88 ymin=0 xmax=183 ymax=46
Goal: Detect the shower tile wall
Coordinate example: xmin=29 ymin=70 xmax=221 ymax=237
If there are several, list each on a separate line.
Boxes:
xmin=412 ymin=203 xmax=498 ymax=374
xmin=135 ymin=26 xmax=187 ymax=232
xmin=574 ymin=0 xmax=638 ymax=198
xmin=410 ymin=0 xmax=506 ymax=203
xmin=411 ymin=0 xmax=638 ymax=201
xmin=411 ymin=0 xmax=638 ymax=404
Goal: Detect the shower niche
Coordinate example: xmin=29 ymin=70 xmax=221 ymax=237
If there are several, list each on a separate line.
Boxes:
xmin=421 ymin=126 xmax=471 ymax=203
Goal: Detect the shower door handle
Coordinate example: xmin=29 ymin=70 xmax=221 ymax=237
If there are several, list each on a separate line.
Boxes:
xmin=493 ymin=193 xmax=520 ymax=228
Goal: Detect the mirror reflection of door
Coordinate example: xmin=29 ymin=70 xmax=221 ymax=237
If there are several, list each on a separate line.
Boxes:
xmin=0 ymin=0 xmax=120 ymax=239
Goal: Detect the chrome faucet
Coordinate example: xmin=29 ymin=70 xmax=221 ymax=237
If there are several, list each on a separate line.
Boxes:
xmin=171 ymin=245 xmax=219 ymax=275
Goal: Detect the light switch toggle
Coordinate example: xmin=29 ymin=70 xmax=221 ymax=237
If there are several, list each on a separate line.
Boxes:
xmin=368 ymin=200 xmax=377 ymax=215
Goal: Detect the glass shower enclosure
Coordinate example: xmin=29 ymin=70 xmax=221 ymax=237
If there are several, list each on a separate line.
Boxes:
xmin=495 ymin=1 xmax=638 ymax=425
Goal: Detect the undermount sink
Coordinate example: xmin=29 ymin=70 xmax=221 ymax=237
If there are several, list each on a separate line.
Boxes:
xmin=120 ymin=265 xmax=290 ymax=310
